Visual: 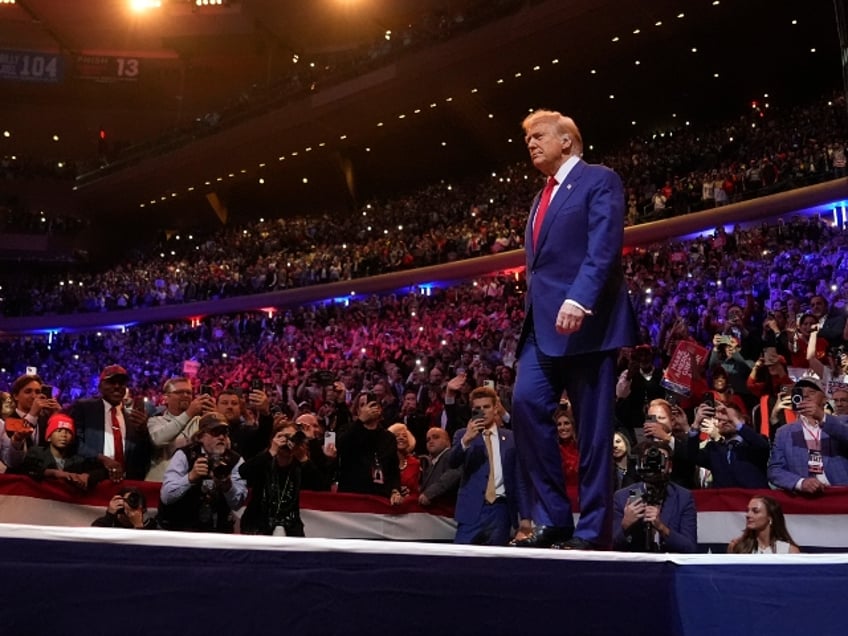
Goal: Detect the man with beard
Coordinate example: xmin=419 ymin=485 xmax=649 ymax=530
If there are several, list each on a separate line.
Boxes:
xmin=159 ymin=412 xmax=247 ymax=533
xmin=70 ymin=365 xmax=151 ymax=482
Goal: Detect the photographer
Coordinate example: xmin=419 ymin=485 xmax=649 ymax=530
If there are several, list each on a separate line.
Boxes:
xmin=239 ymin=419 xmax=311 ymax=536
xmin=91 ymin=487 xmax=158 ymax=529
xmin=158 ymin=412 xmax=247 ymax=533
xmin=612 ymin=440 xmax=697 ymax=553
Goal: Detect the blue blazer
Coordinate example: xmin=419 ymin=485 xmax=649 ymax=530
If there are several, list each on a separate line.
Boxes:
xmin=685 ymin=426 xmax=770 ymax=489
xmin=69 ymin=399 xmax=152 ymax=481
xmin=448 ymin=427 xmax=521 ymax=527
xmin=612 ymin=482 xmax=698 ymax=553
xmin=520 ymin=160 xmax=637 ymax=357
xmin=768 ymin=416 xmax=848 ymax=490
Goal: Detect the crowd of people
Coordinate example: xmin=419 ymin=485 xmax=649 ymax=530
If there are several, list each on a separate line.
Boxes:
xmin=2 ymin=93 xmax=847 ymax=316
xmin=2 ymin=208 xmax=848 ymax=549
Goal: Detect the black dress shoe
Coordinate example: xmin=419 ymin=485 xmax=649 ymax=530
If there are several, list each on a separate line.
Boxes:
xmin=551 ymin=536 xmax=596 ymax=551
xmin=510 ymin=525 xmax=572 ymax=548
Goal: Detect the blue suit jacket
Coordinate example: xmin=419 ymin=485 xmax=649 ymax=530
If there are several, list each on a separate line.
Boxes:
xmin=520 ymin=160 xmax=637 ymax=356
xmin=69 ymin=399 xmax=152 ymax=481
xmin=685 ymin=426 xmax=770 ymax=489
xmin=448 ymin=427 xmax=521 ymax=527
xmin=612 ymin=482 xmax=698 ymax=553
xmin=768 ymin=416 xmax=848 ymax=490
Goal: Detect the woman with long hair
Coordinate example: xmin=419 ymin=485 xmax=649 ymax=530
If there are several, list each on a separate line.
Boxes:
xmin=727 ymin=495 xmax=801 ymax=554
xmin=387 ymin=422 xmax=421 ymax=499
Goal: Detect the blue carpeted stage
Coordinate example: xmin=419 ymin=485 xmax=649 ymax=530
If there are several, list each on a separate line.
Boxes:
xmin=1 ymin=523 xmax=847 ymax=636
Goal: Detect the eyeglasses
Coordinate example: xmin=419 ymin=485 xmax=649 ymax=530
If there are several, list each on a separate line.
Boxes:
xmin=206 ymin=425 xmax=229 ymax=437
xmin=168 ymin=389 xmax=193 ymax=396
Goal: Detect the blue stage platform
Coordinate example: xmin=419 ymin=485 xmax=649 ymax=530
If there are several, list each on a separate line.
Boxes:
xmin=1 ymin=523 xmax=846 ymax=636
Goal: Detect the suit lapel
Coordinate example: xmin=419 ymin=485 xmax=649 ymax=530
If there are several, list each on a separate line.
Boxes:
xmin=531 ymin=161 xmax=584 ymax=265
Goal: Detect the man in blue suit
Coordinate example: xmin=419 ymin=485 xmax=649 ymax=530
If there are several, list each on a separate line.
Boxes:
xmin=449 ymin=387 xmax=524 ymax=545
xmin=511 ymin=111 xmax=638 ymax=550
xmin=768 ymin=377 xmax=848 ymax=492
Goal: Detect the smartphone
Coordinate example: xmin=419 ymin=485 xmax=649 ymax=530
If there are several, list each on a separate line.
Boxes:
xmin=645 ymin=414 xmax=658 ymax=423
xmin=323 ymin=431 xmax=336 ymax=450
xmin=365 ymin=391 xmax=378 ymax=404
xmin=483 ymin=380 xmax=495 ymax=390
xmin=41 ymin=384 xmax=54 ymax=398
xmin=626 ymin=489 xmax=642 ymax=506
xmin=200 ymin=384 xmax=213 ymax=396
xmin=702 ymin=393 xmax=716 ymax=409
xmin=4 ymin=419 xmax=34 ymax=435
xmin=251 ymin=378 xmax=264 ymax=392
xmin=471 ymin=407 xmax=484 ymax=421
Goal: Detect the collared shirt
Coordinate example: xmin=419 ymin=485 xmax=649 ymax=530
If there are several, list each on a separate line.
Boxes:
xmin=463 ymin=426 xmax=506 ymax=497
xmin=102 ymin=400 xmax=125 ymax=459
xmin=160 ymin=450 xmax=247 ymax=510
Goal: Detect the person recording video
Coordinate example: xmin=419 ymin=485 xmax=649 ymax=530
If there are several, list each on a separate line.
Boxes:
xmin=612 ymin=440 xmax=697 ymax=553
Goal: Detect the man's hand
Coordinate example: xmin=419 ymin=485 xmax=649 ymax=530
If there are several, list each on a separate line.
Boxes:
xmin=418 ymin=493 xmax=431 ymax=506
xmin=461 ymin=418 xmax=486 ymax=446
xmin=126 ymin=408 xmax=148 ymax=432
xmin=799 ymin=477 xmax=825 ymax=494
xmin=446 ymin=374 xmax=466 ymax=395
xmin=28 ymin=394 xmax=59 ymax=418
xmin=124 ymin=504 xmax=144 ymax=529
xmin=248 ymin=389 xmax=270 ymax=415
xmin=555 ymin=301 xmax=585 ymax=335
xmin=67 ymin=472 xmax=90 ymax=490
xmin=101 ymin=457 xmax=124 ymax=483
xmin=643 ymin=421 xmax=671 ymax=442
xmin=797 ymin=398 xmax=826 ymax=423
xmin=107 ymin=494 xmax=125 ymax=515
xmin=358 ymin=401 xmax=381 ymax=422
xmin=644 ymin=505 xmax=668 ymax=535
xmin=186 ymin=395 xmax=214 ymax=418
xmin=189 ymin=457 xmax=209 ymax=483
xmin=622 ymin=498 xmax=646 ymax=531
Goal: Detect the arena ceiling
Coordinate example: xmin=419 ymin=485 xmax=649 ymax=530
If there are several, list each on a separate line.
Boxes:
xmin=0 ymin=0 xmax=842 ymax=230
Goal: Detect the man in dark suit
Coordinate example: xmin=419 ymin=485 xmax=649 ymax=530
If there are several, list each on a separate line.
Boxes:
xmin=418 ymin=427 xmax=460 ymax=507
xmin=449 ymin=387 xmax=524 ymax=545
xmin=612 ymin=441 xmax=697 ymax=553
xmin=69 ymin=365 xmax=152 ymax=481
xmin=685 ymin=402 xmax=770 ymax=488
xmin=511 ymin=110 xmax=638 ymax=550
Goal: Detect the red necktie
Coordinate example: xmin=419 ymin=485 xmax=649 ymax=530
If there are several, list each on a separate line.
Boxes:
xmin=110 ymin=406 xmax=125 ymax=467
xmin=532 ymin=176 xmax=557 ymax=248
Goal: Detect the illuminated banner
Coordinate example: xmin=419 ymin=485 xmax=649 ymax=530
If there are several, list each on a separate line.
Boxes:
xmin=75 ymin=54 xmax=140 ymax=82
xmin=0 ymin=49 xmax=63 ymax=83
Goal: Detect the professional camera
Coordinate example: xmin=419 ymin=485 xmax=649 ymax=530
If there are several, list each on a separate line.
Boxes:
xmin=208 ymin=452 xmax=236 ymax=480
xmin=288 ymin=427 xmax=307 ymax=449
xmin=636 ymin=447 xmax=668 ymax=481
xmin=124 ymin=490 xmax=143 ymax=510
xmin=790 ymin=386 xmax=805 ymax=410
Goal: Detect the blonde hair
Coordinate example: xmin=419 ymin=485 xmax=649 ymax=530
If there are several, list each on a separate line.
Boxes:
xmin=522 ymin=109 xmax=583 ymax=155
xmin=388 ymin=422 xmax=416 ymax=453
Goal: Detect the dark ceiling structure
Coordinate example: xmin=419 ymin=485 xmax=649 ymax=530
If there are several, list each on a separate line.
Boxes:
xmin=0 ymin=0 xmax=843 ymax=232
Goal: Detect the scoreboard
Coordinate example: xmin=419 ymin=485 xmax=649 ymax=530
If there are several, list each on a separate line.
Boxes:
xmin=0 ymin=49 xmax=63 ymax=83
xmin=75 ymin=55 xmax=141 ymax=82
